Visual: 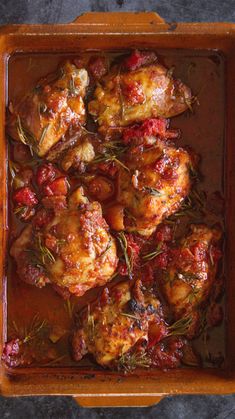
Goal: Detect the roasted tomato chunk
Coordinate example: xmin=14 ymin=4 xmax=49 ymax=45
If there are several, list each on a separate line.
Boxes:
xmin=13 ymin=187 xmax=38 ymax=206
xmin=43 ymin=177 xmax=69 ymax=197
xmin=123 ymin=50 xmax=157 ymax=71
xmin=88 ymin=56 xmax=108 ymax=79
xmin=36 ymin=163 xmax=57 ymax=187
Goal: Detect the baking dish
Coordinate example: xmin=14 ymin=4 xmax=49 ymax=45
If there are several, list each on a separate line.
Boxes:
xmin=0 ymin=11 xmax=235 ymax=407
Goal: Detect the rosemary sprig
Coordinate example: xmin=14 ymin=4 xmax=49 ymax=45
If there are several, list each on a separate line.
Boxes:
xmin=36 ymin=235 xmax=56 ymax=265
xmin=124 ymin=208 xmax=136 ymax=226
xmin=38 ymin=124 xmax=50 ymax=146
xmin=93 ymin=152 xmax=130 ymax=172
xmin=142 ymin=187 xmax=163 ymax=196
xmin=13 ymin=206 xmax=28 ymax=217
xmin=120 ymin=312 xmax=140 ymax=321
xmin=116 ymin=232 xmax=133 ymax=277
xmin=168 ymin=315 xmax=192 ymax=337
xmin=142 ymin=243 xmax=163 ymax=262
xmin=10 ymin=314 xmax=48 ymax=344
xmin=117 ymin=350 xmax=151 ymax=373
xmin=97 ymin=239 xmax=112 ymax=260
xmin=16 ymin=115 xmax=37 ymax=154
xmin=167 ymin=188 xmax=205 ymax=221
xmin=188 ymin=287 xmax=200 ymax=303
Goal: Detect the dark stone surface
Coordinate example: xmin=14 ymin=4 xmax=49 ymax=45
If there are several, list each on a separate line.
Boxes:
xmin=0 ymin=0 xmax=235 ymax=417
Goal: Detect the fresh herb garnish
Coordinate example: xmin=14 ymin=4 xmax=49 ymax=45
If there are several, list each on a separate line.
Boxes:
xmin=117 ymin=350 xmax=151 ymax=373
xmin=142 ymin=187 xmax=163 ymax=196
xmin=35 ymin=235 xmax=56 ymax=265
xmin=168 ymin=315 xmax=192 ymax=337
xmin=120 ymin=312 xmax=140 ymax=321
xmin=10 ymin=313 xmax=48 ymax=344
xmin=38 ymin=124 xmax=50 ymax=146
xmin=116 ymin=232 xmax=133 ymax=277
xmin=142 ymin=243 xmax=163 ymax=262
xmin=16 ymin=115 xmax=37 ymax=155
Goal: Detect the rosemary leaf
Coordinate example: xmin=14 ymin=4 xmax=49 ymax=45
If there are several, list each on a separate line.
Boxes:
xmin=142 ymin=243 xmax=163 ymax=262
xmin=168 ymin=315 xmax=192 ymax=337
xmin=117 ymin=351 xmax=151 ymax=372
xmin=38 ymin=124 xmax=50 ymax=146
xmin=116 ymin=232 xmax=133 ymax=277
xmin=120 ymin=312 xmax=140 ymax=321
xmin=142 ymin=187 xmax=163 ymax=196
xmin=36 ymin=235 xmax=56 ymax=265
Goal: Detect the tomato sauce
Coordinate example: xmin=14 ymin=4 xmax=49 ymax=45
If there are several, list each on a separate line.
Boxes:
xmin=5 ymin=49 xmax=225 ymax=370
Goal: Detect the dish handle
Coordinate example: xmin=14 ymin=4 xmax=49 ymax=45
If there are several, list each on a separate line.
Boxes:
xmin=70 ymin=12 xmax=165 ymax=25
xmin=73 ymin=394 xmax=164 ymax=408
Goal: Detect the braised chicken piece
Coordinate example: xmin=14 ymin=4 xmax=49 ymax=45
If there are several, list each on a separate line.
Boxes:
xmin=88 ymin=50 xmax=191 ymax=136
xmin=106 ymin=119 xmax=194 ymax=236
xmin=72 ymin=279 xmax=167 ymax=368
xmin=60 ymin=136 xmax=95 ymax=172
xmin=10 ymin=187 xmax=118 ymax=297
xmin=7 ymin=61 xmax=89 ymax=156
xmin=159 ymin=224 xmax=222 ymax=337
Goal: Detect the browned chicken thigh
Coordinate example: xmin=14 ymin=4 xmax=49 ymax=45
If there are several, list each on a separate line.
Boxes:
xmin=72 ymin=278 xmax=166 ymax=368
xmin=7 ymin=61 xmax=89 ymax=156
xmin=158 ymin=224 xmax=222 ymax=337
xmin=10 ymin=187 xmax=118 ymax=297
xmin=106 ymin=119 xmax=195 ymax=236
xmin=88 ymin=50 xmax=191 ymax=135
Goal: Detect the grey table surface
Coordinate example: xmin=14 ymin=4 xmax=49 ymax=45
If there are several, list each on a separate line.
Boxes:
xmin=0 ymin=0 xmax=234 ymax=418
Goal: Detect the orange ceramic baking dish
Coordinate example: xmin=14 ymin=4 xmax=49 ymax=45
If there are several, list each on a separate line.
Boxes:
xmin=0 ymin=11 xmax=235 ymax=407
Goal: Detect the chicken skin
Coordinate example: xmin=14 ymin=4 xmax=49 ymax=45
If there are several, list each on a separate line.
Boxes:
xmin=72 ymin=279 xmax=165 ymax=368
xmin=10 ymin=187 xmax=118 ymax=297
xmin=159 ymin=224 xmax=222 ymax=337
xmin=88 ymin=50 xmax=191 ymax=135
xmin=106 ymin=119 xmax=194 ymax=236
xmin=7 ymin=61 xmax=89 ymax=156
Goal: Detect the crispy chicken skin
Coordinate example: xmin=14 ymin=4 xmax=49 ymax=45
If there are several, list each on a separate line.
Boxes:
xmin=72 ymin=279 xmax=164 ymax=367
xmin=159 ymin=224 xmax=222 ymax=336
xmin=112 ymin=135 xmax=193 ymax=236
xmin=7 ymin=61 xmax=89 ymax=157
xmin=88 ymin=51 xmax=191 ymax=135
xmin=10 ymin=188 xmax=118 ymax=297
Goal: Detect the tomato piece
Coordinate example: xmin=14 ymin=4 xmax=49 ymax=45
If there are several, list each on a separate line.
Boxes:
xmin=88 ymin=56 xmax=108 ymax=79
xmin=123 ymin=50 xmax=157 ymax=71
xmin=149 ymin=336 xmax=185 ymax=369
xmin=123 ymin=118 xmax=179 ymax=145
xmin=148 ymin=322 xmax=167 ymax=348
xmin=13 ymin=187 xmax=38 ymax=207
xmin=36 ymin=163 xmax=57 ymax=187
xmin=43 ymin=176 xmax=69 ymax=197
